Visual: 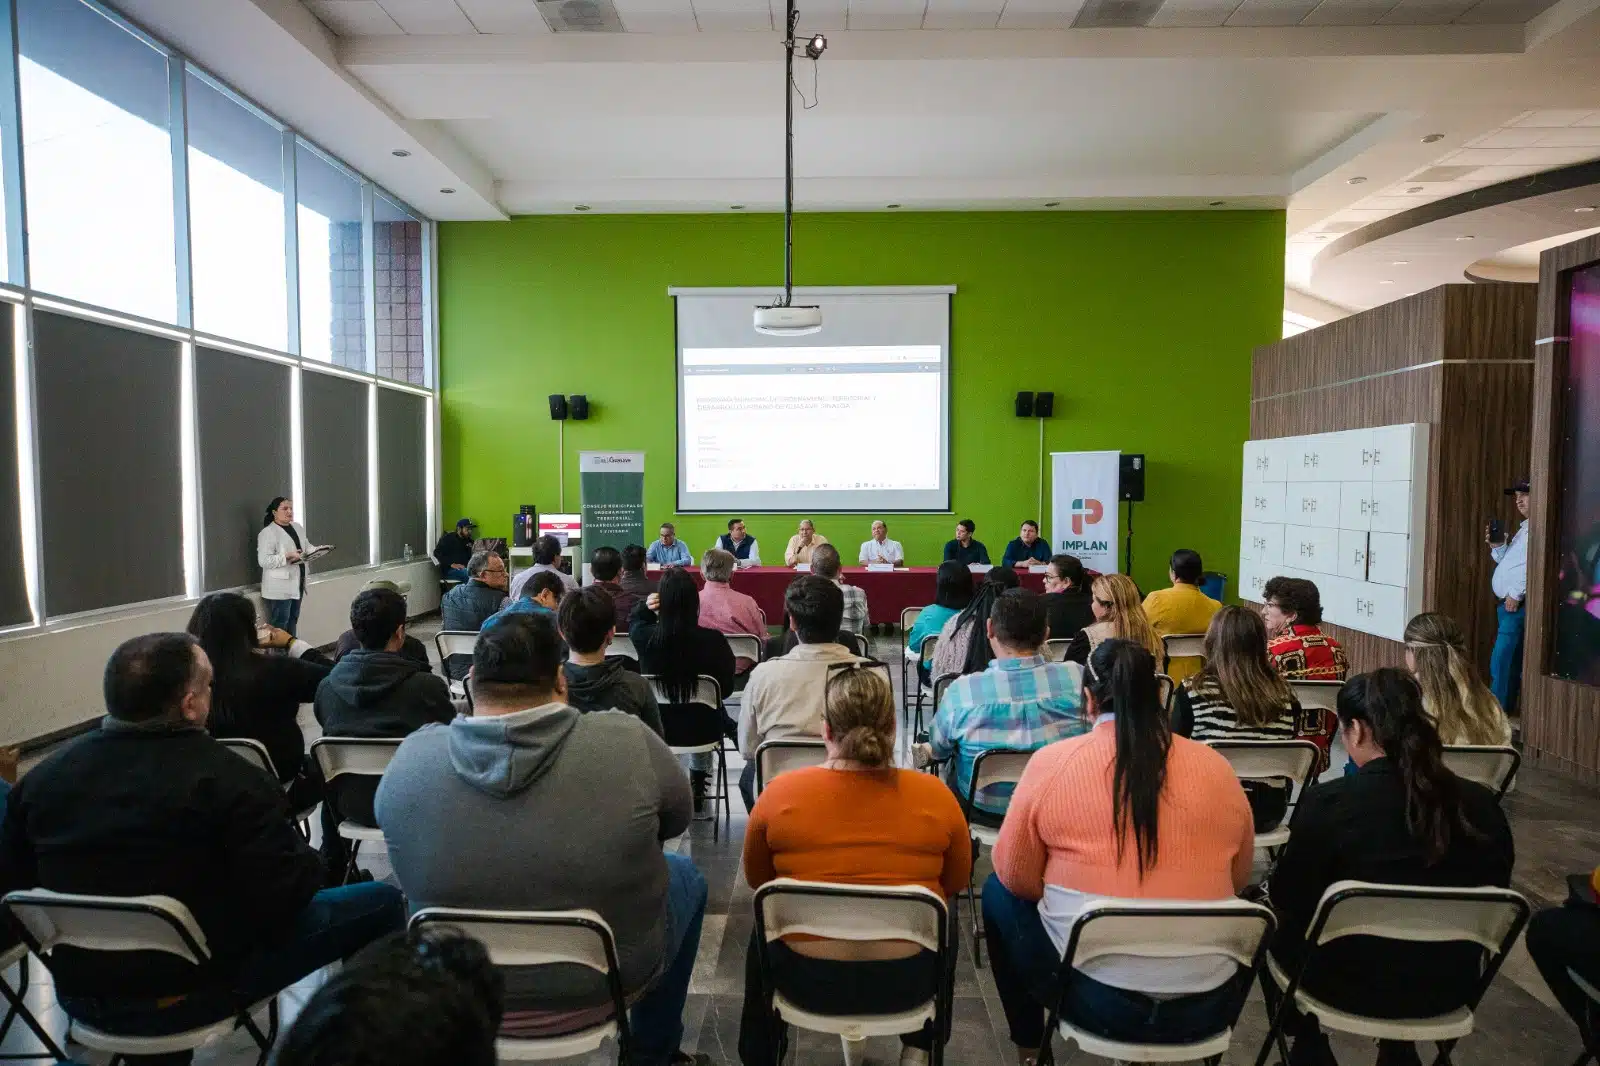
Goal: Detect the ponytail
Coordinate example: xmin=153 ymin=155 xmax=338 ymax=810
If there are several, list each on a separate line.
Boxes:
xmin=823 ymin=665 xmax=897 ymax=770
xmin=1087 ymin=638 xmax=1170 ymax=878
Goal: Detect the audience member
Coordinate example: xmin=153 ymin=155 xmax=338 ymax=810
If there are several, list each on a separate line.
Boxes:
xmin=783 ymin=519 xmax=829 ymax=567
xmin=1141 ymin=549 xmax=1222 ymax=683
xmin=1261 ymin=576 xmax=1349 ymax=681
xmin=1000 ymin=520 xmax=1052 ymax=568
xmin=1041 ymin=554 xmax=1094 ymax=644
xmin=923 ymin=589 xmax=1088 ymax=823
xmin=647 ymin=522 xmax=693 ymax=567
xmin=1065 ymin=573 xmax=1165 ymax=669
xmin=620 ymin=543 xmax=657 ymax=601
xmin=315 ymin=588 xmax=455 ymax=877
xmin=484 ymin=569 xmax=566 ymax=629
xmin=699 ymin=548 xmax=767 ymax=673
xmin=943 ymin=518 xmax=990 ymax=567
xmin=507 ymin=535 xmax=578 ymax=601
xmin=439 ymin=551 xmax=510 ymax=680
xmin=1403 ymin=612 xmax=1513 ymax=745
xmin=333 ymin=579 xmax=431 ymax=670
xmin=187 ymin=591 xmax=331 ymax=809
xmin=716 ymin=518 xmax=762 ymax=567
xmin=271 ymin=926 xmax=504 ymax=1066
xmin=589 ymin=545 xmax=642 ymax=629
xmin=931 ymin=566 xmax=1021 ymax=681
xmin=1264 ymin=669 xmax=1513 ymax=1066
xmin=559 ymin=586 xmax=664 ymax=737
xmin=738 ymin=575 xmax=867 ymax=811
xmin=0 ymin=634 xmax=404 ymax=1055
xmin=738 ymin=667 xmax=971 ymax=1066
xmin=905 ymin=561 xmax=974 ymax=686
xmin=1526 ymin=879 xmax=1600 ymax=1060
xmin=376 ymin=613 xmax=708 ymax=1066
xmin=984 ymin=639 xmax=1255 ymax=1056
xmin=810 ymin=543 xmax=868 ymax=638
xmin=432 ymin=517 xmax=478 ymax=582
xmin=858 ymin=520 xmax=905 ymax=565
xmin=1171 ymin=606 xmax=1301 ymax=831
xmin=1486 ymin=479 xmax=1531 ymax=714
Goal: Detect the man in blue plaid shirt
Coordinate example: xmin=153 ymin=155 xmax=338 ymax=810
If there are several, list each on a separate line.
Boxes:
xmin=925 ymin=589 xmax=1088 ymax=823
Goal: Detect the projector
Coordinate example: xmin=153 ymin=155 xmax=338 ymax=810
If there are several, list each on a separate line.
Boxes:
xmin=754 ymin=303 xmax=822 ymax=336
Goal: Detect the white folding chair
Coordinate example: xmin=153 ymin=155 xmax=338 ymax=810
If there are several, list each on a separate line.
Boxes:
xmin=1042 ymin=638 xmax=1070 ymax=663
xmin=961 ymin=748 xmax=1034 ymax=968
xmin=930 ymin=673 xmax=960 ymax=725
xmin=908 ymin=635 xmax=939 ymax=733
xmin=607 ymin=634 xmax=639 ymax=663
xmin=0 ymin=940 xmax=66 ymax=1063
xmin=434 ymin=630 xmax=480 ymax=695
xmin=1206 ymin=740 xmax=1321 ymax=854
xmin=3 ymin=890 xmax=281 ymax=1066
xmin=1157 ymin=673 xmax=1175 ymax=713
xmin=1255 ymin=881 xmax=1531 ymax=1066
xmin=1440 ymin=745 xmax=1521 ymax=801
xmin=216 ymin=738 xmax=317 ymax=837
xmin=899 ymin=607 xmax=923 ymax=698
xmin=1162 ymin=632 xmax=1207 ymax=662
xmin=754 ymin=738 xmax=828 ymax=796
xmin=1288 ymin=679 xmax=1343 ymax=711
xmin=753 ymin=879 xmax=953 ymax=1066
xmin=409 ymin=907 xmax=630 ymax=1063
xmin=646 ymin=675 xmax=731 ymax=842
xmin=310 ymin=737 xmax=402 ymax=883
xmin=1043 ymin=898 xmax=1276 ymax=1066
xmin=725 ymin=634 xmax=764 ymax=666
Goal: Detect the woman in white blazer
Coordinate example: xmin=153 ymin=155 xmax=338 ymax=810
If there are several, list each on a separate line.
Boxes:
xmin=258 ymin=496 xmax=310 ymax=636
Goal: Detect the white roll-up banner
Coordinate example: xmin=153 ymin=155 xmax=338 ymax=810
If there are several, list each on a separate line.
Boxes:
xmin=1050 ymin=451 xmax=1121 ymax=574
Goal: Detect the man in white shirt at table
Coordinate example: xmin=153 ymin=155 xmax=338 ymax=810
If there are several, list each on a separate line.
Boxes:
xmin=1487 ymin=478 xmax=1531 ymax=715
xmin=858 ymin=520 xmax=904 ymax=566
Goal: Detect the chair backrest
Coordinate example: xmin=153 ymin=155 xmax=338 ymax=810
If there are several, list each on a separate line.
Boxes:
xmin=645 ymin=675 xmax=721 ymax=709
xmin=1440 ymin=745 xmax=1521 ymax=800
xmin=1162 ymin=632 xmax=1207 ymax=660
xmin=932 ymin=672 xmax=960 ymax=718
xmin=899 ymin=606 xmax=922 ymax=636
xmin=1306 ymin=881 xmax=1530 ymax=956
xmin=434 ymin=630 xmax=479 ymax=663
xmin=217 ymin=736 xmax=279 ymax=781
xmin=410 ymin=907 xmax=622 ymax=974
xmin=918 ymin=634 xmax=938 ymax=667
xmin=607 ymin=634 xmax=639 ymax=662
xmin=966 ymin=748 xmax=1034 ymax=816
xmin=4 ymin=890 xmax=212 ymax=967
xmin=1062 ymin=898 xmax=1276 ymax=979
xmin=1157 ymin=673 xmax=1175 ymax=712
xmin=754 ymin=879 xmax=947 ymax=953
xmin=726 ymin=634 xmax=763 ymax=664
xmin=1289 ymin=679 xmax=1343 ymax=711
xmin=311 ymin=737 xmax=403 ymax=783
xmin=1042 ymin=638 xmax=1069 ymax=663
xmin=756 ymin=738 xmax=829 ymax=795
xmin=1207 ymin=740 xmax=1321 ymax=805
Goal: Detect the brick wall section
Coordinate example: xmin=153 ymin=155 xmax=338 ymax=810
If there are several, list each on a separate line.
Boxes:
xmin=375 ymin=219 xmax=425 ymax=385
xmin=328 ymin=220 xmax=366 ymax=372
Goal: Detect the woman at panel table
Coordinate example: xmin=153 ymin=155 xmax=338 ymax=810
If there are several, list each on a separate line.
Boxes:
xmin=258 ymin=496 xmax=314 ymax=638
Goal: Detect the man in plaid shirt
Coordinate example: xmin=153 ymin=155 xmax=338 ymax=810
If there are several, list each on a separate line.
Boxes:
xmin=923 ymin=589 xmax=1088 ymax=822
xmin=811 ymin=544 xmax=869 ymax=638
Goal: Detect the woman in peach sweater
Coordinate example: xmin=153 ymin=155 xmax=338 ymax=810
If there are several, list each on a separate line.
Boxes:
xmin=983 ymin=638 xmax=1256 ymax=1063
xmin=739 ymin=666 xmax=972 ymax=1066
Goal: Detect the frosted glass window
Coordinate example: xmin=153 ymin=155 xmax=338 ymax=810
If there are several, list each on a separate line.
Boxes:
xmin=296 ymin=141 xmax=366 ymax=370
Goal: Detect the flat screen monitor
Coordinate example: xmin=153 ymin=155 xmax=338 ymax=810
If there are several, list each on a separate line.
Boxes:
xmin=538 ymin=513 xmax=582 ymax=548
xmin=1553 ymin=261 xmax=1600 ymax=686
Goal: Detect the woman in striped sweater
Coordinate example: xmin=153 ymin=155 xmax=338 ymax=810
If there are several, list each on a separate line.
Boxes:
xmin=982 ymin=639 xmax=1255 ymax=1063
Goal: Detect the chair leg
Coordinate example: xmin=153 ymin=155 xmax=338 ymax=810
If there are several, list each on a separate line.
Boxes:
xmin=343 ymin=839 xmax=362 ymax=885
xmin=0 ymin=959 xmax=66 ymax=1063
xmin=1431 ymin=1039 xmax=1457 ymax=1066
xmin=968 ymin=837 xmax=984 ymax=969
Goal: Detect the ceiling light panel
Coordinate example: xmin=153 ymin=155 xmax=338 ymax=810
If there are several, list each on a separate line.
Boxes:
xmin=1074 ymin=0 xmax=1167 ymax=26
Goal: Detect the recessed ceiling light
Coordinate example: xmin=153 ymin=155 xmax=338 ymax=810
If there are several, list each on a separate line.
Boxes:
xmin=574 ymin=204 xmax=590 ymax=212
xmin=1392 ymin=260 xmax=1410 ymax=266
xmin=1421 ymin=133 xmax=1444 ymax=143
xmin=391 ymin=149 xmax=411 ymax=158
xmin=1455 ymin=234 xmax=1475 ymax=241
xmin=1576 ymin=206 xmax=1597 ymax=213
xmin=1043 ymin=201 xmax=1061 ymax=207
xmin=730 ymin=204 xmax=745 ymax=210
xmin=886 ymin=204 xmax=901 ymax=209
xmin=1347 ymin=176 xmax=1367 ymax=185
xmin=1378 ymin=280 xmax=1394 ymax=285
xmin=1407 ymin=186 xmax=1425 ymax=194
xmin=439 ymin=188 xmax=456 ymax=194
xmin=1208 ymin=200 xmax=1226 ymax=207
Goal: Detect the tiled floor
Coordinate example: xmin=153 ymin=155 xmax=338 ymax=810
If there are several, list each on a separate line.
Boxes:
xmin=7 ymin=620 xmax=1598 ymax=1065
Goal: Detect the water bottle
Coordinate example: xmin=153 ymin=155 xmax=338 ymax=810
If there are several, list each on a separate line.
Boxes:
xmin=403 ymin=543 xmax=414 ymax=562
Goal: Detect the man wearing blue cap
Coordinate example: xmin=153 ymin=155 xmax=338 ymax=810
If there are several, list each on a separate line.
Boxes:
xmin=433 ymin=518 xmax=478 ymax=583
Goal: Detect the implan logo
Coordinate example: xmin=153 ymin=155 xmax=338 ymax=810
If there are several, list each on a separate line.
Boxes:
xmin=1070 ymin=498 xmax=1104 ymax=536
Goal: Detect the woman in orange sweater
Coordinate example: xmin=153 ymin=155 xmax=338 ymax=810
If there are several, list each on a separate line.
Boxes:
xmin=984 ymin=638 xmax=1256 ymax=1063
xmin=739 ymin=666 xmax=972 ymax=1066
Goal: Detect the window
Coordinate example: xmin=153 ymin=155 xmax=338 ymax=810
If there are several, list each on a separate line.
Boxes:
xmin=195 ymin=347 xmax=291 ymax=590
xmin=375 ymin=195 xmax=425 ymax=385
xmin=187 ymin=70 xmax=288 ymax=351
xmin=296 ymin=141 xmax=366 ymax=370
xmin=18 ymin=0 xmax=176 ymax=323
xmin=0 ymin=303 xmax=28 ymax=626
xmin=377 ymin=387 xmax=426 ymax=561
xmin=301 ymin=369 xmax=370 ymax=570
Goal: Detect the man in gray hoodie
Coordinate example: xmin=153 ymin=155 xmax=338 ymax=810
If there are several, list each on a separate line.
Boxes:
xmin=375 ymin=611 xmax=708 ymax=1066
xmin=559 ymin=586 xmax=664 ymax=738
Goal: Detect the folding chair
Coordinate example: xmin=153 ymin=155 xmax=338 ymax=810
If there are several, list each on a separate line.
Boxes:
xmin=899 ymin=608 xmax=923 ymax=699
xmin=1162 ymin=633 xmax=1207 ymax=661
xmin=435 ymin=630 xmax=480 ymax=695
xmin=0 ymin=940 xmax=66 ymax=1063
xmin=1440 ymin=745 xmax=1520 ymax=801
xmin=216 ymin=738 xmax=317 ymax=838
xmin=1157 ymin=674 xmax=1175 ymax=714
xmin=3 ymin=889 xmax=282 ymax=1066
xmin=961 ymin=748 xmax=1034 ymax=968
xmin=409 ymin=907 xmax=631 ymax=1063
xmin=1570 ymin=966 xmax=1600 ymax=1066
xmin=1042 ymin=639 xmax=1070 ymax=663
xmin=608 ymin=634 xmax=639 ymax=663
xmin=1255 ymin=881 xmax=1531 ymax=1066
xmin=930 ymin=673 xmax=960 ymax=728
xmin=310 ymin=737 xmax=403 ymax=884
xmin=725 ymin=634 xmax=764 ymax=673
xmin=1041 ymin=898 xmax=1276 ymax=1065
xmin=908 ymin=635 xmax=938 ymax=730
xmin=755 ymin=738 xmax=829 ymax=796
xmin=646 ymin=675 xmax=731 ymax=842
xmin=1206 ymin=740 xmax=1321 ymax=855
xmin=753 ymin=879 xmax=953 ymax=1066
xmin=1287 ymin=680 xmax=1343 ymax=712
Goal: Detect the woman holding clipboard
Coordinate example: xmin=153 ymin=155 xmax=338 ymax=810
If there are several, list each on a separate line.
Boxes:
xmin=258 ymin=496 xmax=328 ymax=637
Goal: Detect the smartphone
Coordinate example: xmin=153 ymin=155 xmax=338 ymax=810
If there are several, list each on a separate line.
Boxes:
xmin=1488 ymin=518 xmax=1504 ymax=545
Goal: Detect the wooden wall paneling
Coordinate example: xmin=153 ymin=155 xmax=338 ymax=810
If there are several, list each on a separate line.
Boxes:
xmin=1252 ymin=288 xmax=1444 ymax=401
xmin=1249 ymin=366 xmax=1442 ymax=440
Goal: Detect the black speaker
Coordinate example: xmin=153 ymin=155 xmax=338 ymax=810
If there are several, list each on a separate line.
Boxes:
xmin=1120 ymin=453 xmax=1145 ymax=502
xmin=1035 ymin=391 xmax=1054 ymax=417
xmin=1014 ymin=391 xmax=1034 ymax=418
xmin=548 ymin=394 xmax=568 ymax=421
xmin=570 ymin=395 xmax=590 ymax=420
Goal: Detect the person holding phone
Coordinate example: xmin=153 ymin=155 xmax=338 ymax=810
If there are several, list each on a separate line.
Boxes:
xmin=259 ymin=496 xmax=312 ymax=637
xmin=1486 ymin=478 xmax=1531 ymax=715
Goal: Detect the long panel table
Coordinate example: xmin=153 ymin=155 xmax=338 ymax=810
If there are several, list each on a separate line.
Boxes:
xmin=668 ymin=566 xmax=1048 ymax=627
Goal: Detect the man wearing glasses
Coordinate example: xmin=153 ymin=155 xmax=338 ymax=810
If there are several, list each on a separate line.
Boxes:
xmin=439 ymin=550 xmax=511 ymax=680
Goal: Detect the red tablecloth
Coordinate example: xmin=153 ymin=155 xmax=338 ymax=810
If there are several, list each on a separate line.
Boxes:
xmin=704 ymin=566 xmax=1047 ymax=627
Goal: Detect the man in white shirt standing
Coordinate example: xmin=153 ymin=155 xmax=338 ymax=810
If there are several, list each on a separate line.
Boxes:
xmin=858 ymin=520 xmax=905 ymax=566
xmin=1487 ymin=478 xmax=1530 ymax=714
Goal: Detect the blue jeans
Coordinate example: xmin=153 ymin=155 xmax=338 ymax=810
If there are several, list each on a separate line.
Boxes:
xmin=981 ymin=875 xmax=1247 ymax=1049
xmin=631 ymin=852 xmax=708 ymax=1066
xmin=1490 ymin=602 xmax=1525 ymax=715
xmin=264 ymin=596 xmax=302 ymax=638
xmin=60 ymin=882 xmax=405 ymax=1040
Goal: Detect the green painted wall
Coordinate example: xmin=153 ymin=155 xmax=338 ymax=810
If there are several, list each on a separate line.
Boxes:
xmin=438 ymin=211 xmax=1284 ymax=593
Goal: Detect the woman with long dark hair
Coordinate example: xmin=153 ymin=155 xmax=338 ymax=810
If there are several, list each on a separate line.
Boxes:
xmin=905 ymin=561 xmax=974 ymax=687
xmin=1264 ymin=668 xmax=1514 ymax=1066
xmin=982 ymin=639 xmax=1256 ymax=1059
xmin=930 ymin=565 xmax=1020 ymax=680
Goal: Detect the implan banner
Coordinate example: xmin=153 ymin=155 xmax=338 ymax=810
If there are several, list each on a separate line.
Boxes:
xmin=1050 ymin=451 xmax=1120 ymax=574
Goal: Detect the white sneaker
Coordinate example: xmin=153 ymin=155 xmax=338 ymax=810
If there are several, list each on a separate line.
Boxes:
xmin=899 ymin=1047 xmax=931 ymax=1066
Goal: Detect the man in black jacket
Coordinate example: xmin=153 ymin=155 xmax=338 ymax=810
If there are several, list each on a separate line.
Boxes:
xmin=559 ymin=587 xmax=664 ymax=738
xmin=0 ymin=633 xmax=404 ymax=1058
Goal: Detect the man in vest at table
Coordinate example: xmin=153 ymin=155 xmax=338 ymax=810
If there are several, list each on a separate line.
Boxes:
xmin=714 ymin=518 xmax=762 ymax=568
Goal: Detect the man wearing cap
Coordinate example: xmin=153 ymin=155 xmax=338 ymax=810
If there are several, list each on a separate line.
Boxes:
xmin=1486 ymin=478 xmax=1531 ymax=714
xmin=433 ymin=518 xmax=478 ymax=583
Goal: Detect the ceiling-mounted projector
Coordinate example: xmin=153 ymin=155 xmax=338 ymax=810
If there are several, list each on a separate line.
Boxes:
xmin=754 ymin=303 xmax=822 ymax=336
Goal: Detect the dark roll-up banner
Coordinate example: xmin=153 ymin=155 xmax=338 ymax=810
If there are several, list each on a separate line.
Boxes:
xmin=580 ymin=452 xmax=646 ymax=554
